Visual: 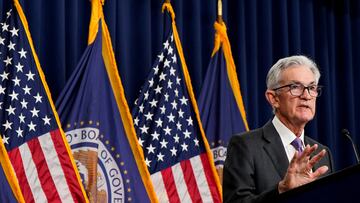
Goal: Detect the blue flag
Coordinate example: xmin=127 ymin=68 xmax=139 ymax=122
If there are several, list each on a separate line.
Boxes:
xmin=56 ymin=1 xmax=157 ymax=202
xmin=198 ymin=21 xmax=249 ymax=179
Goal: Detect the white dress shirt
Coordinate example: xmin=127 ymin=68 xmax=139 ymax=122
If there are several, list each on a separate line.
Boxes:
xmin=272 ymin=116 xmax=305 ymax=162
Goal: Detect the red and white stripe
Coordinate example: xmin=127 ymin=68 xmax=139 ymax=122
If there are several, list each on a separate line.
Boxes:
xmin=7 ymin=129 xmax=86 ymax=203
xmin=151 ymin=153 xmax=221 ymax=203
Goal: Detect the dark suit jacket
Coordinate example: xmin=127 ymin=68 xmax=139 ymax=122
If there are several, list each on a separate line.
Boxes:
xmin=223 ymin=120 xmax=334 ymax=203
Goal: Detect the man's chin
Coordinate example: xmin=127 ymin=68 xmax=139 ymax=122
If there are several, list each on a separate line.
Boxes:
xmin=296 ymin=115 xmax=314 ymax=123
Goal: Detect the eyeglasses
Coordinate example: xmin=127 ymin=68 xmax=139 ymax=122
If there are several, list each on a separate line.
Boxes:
xmin=272 ymin=83 xmax=323 ymax=97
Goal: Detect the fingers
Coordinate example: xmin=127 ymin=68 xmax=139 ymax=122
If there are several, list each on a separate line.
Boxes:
xmin=288 ymin=151 xmax=299 ymax=173
xmin=291 ymin=144 xmax=327 ymax=172
xmin=311 ymin=165 xmax=329 ymax=178
xmin=308 ymin=149 xmax=327 ymax=168
xmin=290 ymin=144 xmax=319 ymax=168
xmin=300 ymin=144 xmax=318 ymax=159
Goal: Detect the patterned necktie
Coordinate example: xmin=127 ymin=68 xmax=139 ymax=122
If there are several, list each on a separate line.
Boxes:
xmin=291 ymin=137 xmax=303 ymax=154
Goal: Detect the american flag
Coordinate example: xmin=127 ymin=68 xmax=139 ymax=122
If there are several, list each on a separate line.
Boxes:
xmin=132 ymin=25 xmax=221 ymax=202
xmin=0 ymin=4 xmax=86 ymax=203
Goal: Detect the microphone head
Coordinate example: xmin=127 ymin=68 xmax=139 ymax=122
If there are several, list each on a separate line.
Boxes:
xmin=342 ymin=129 xmax=350 ymax=136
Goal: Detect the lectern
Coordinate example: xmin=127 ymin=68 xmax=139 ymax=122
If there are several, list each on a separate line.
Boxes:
xmin=278 ymin=164 xmax=360 ymax=203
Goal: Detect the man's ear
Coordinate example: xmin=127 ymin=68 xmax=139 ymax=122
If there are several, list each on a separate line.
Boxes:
xmin=265 ymin=90 xmax=280 ymax=109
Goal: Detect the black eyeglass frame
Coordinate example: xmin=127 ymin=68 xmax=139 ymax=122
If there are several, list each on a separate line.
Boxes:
xmin=272 ymin=83 xmax=323 ymax=97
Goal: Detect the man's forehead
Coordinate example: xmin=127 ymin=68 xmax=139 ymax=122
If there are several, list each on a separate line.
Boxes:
xmin=279 ymin=67 xmax=316 ymax=83
xmin=279 ymin=80 xmax=317 ymax=85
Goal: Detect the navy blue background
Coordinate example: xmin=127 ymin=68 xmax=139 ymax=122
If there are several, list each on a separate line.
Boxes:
xmin=1 ymin=0 xmax=360 ymax=171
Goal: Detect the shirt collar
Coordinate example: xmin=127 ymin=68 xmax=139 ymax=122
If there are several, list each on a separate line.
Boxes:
xmin=272 ymin=116 xmax=304 ymax=146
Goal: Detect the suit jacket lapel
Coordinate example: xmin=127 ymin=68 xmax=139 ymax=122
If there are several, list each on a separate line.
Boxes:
xmin=262 ymin=121 xmax=289 ymax=178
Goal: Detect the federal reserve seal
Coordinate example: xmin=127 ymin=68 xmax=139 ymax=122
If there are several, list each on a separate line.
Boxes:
xmin=66 ymin=127 xmax=125 ymax=203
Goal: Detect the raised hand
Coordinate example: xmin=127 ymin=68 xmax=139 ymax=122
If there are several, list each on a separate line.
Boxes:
xmin=278 ymin=144 xmax=329 ymax=193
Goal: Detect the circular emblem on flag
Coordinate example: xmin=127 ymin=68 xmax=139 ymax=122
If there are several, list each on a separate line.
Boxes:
xmin=65 ymin=127 xmax=125 ymax=203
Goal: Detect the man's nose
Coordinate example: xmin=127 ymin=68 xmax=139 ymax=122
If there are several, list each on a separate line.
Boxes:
xmin=300 ymin=87 xmax=312 ymax=99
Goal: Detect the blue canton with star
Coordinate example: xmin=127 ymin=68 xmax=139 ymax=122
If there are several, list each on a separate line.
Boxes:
xmin=132 ymin=31 xmax=206 ymax=174
xmin=0 ymin=8 xmax=56 ymax=151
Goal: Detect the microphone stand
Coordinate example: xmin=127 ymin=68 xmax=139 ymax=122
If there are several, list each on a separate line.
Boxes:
xmin=342 ymin=129 xmax=360 ymax=164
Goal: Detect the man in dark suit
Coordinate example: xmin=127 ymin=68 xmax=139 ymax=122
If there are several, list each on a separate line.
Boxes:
xmin=223 ymin=55 xmax=334 ymax=203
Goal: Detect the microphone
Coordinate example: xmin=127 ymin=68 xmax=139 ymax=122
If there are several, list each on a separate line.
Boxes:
xmin=342 ymin=129 xmax=360 ymax=163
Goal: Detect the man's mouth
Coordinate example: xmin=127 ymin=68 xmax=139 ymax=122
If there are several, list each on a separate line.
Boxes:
xmin=298 ymin=104 xmax=310 ymax=109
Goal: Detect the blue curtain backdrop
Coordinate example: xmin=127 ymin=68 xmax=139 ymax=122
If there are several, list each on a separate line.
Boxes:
xmin=2 ymin=0 xmax=360 ymax=171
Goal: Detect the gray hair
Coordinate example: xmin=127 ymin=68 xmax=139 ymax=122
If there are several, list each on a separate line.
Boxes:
xmin=266 ymin=55 xmax=321 ymax=89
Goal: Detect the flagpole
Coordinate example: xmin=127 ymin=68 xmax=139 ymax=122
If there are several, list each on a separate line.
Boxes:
xmin=217 ymin=0 xmax=223 ymax=23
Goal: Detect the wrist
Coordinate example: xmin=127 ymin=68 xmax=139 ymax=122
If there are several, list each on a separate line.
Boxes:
xmin=278 ymin=180 xmax=287 ymax=194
